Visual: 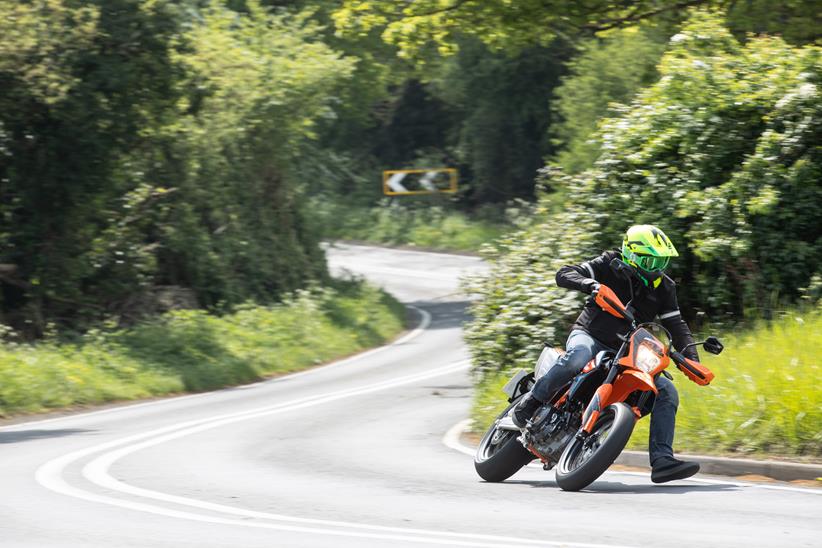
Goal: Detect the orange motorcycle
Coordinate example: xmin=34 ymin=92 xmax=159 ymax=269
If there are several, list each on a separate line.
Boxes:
xmin=474 ymin=258 xmax=721 ymax=491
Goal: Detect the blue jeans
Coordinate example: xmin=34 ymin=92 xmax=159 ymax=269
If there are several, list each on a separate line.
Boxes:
xmin=531 ymin=329 xmax=679 ymax=466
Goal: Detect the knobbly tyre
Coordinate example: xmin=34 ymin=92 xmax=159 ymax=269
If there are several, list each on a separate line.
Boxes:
xmin=474 ymin=258 xmax=723 ymax=491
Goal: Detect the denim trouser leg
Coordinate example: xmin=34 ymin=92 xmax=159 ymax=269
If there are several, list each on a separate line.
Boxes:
xmin=648 ymin=375 xmax=680 ymax=465
xmin=531 ymin=330 xmax=610 ymax=403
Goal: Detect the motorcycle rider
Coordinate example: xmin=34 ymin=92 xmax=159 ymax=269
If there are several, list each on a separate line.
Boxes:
xmin=512 ymin=225 xmax=702 ymax=483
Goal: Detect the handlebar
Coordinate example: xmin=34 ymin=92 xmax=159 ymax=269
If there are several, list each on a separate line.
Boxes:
xmin=594 ymin=284 xmax=635 ymax=323
xmin=670 ymin=350 xmax=715 ymax=385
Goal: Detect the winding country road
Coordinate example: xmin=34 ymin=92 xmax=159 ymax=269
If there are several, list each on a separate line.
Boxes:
xmin=1 ymin=243 xmax=819 ymax=547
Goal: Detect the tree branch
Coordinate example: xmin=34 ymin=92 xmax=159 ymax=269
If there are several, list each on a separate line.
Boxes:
xmin=585 ymin=0 xmax=712 ymax=33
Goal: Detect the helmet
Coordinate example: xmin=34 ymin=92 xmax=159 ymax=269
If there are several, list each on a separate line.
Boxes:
xmin=621 ymin=225 xmax=678 ymax=286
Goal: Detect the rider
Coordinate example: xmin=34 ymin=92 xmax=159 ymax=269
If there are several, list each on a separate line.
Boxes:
xmin=512 ymin=225 xmax=702 ymax=483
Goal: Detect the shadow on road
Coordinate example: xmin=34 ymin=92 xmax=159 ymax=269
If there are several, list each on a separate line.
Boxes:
xmin=501 ymin=479 xmax=739 ymax=494
xmin=0 ymin=428 xmax=94 ymax=444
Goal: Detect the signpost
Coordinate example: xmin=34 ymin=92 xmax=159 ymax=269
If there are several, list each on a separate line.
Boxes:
xmin=382 ymin=168 xmax=458 ymax=196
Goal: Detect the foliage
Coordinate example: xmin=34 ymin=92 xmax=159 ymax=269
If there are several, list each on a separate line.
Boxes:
xmin=332 ymin=0 xmax=701 ymax=59
xmin=551 ymin=27 xmax=668 ymax=174
xmin=333 ymin=1 xmax=821 ymax=60
xmin=317 ymin=199 xmax=529 ymax=252
xmin=431 ymin=39 xmax=570 ymax=203
xmin=0 ymin=281 xmax=405 ymax=416
xmin=0 ymin=1 xmax=354 ymax=333
xmin=628 ymin=307 xmax=822 ymax=457
xmin=144 ymin=2 xmax=354 ymax=309
xmin=465 ymin=12 xmax=822 ymax=379
xmin=0 ymin=0 xmax=185 ymax=331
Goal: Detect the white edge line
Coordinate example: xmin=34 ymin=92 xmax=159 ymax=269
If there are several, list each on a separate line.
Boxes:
xmin=443 ymin=419 xmax=822 ymax=495
xmin=1 ymin=306 xmax=431 ymax=433
xmin=38 ymin=358 xmax=634 ymax=548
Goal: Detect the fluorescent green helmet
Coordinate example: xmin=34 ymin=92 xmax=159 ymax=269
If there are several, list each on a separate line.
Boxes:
xmin=621 ymin=225 xmax=678 ymax=285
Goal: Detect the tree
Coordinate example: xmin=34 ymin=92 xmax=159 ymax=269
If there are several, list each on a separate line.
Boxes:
xmin=551 ymin=27 xmax=668 ymax=173
xmin=0 ymin=0 xmax=185 ymax=332
xmin=333 ymin=1 xmax=821 ymax=60
xmin=0 ymin=0 xmax=355 ymax=333
xmin=465 ymin=11 xmax=822 ymax=376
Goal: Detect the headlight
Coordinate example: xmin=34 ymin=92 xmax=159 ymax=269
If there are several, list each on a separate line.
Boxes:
xmin=635 ymin=343 xmax=661 ymax=373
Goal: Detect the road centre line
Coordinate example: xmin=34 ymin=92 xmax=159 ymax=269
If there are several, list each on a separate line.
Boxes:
xmin=442 ymin=419 xmax=822 ymax=496
xmin=2 ymin=306 xmax=430 ymax=433
xmin=37 ymin=357 xmax=634 ymax=548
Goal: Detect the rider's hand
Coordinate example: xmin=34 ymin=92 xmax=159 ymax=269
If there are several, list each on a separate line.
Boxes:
xmin=588 ymin=281 xmax=601 ymax=295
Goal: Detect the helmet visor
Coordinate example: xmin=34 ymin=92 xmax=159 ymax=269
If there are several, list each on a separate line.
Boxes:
xmin=635 ymin=254 xmax=670 ymax=273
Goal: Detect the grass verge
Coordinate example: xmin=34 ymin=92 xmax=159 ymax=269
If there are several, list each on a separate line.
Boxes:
xmin=318 ymin=202 xmax=514 ymax=253
xmin=0 ymin=281 xmax=406 ymax=417
xmin=470 ymin=308 xmax=822 ymax=460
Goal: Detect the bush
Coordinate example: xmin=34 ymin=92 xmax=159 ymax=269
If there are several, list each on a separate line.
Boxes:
xmin=0 ymin=282 xmax=405 ymax=416
xmin=318 ymin=200 xmax=515 ymax=252
xmin=465 ymin=11 xmax=822 ymax=379
xmin=0 ymin=1 xmax=355 ymax=333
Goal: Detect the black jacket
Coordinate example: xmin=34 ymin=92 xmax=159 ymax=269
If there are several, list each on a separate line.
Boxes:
xmin=556 ymin=250 xmax=699 ymax=361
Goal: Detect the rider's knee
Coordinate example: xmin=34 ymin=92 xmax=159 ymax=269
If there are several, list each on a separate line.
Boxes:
xmin=656 ymin=377 xmax=679 ymax=409
xmin=562 ymin=346 xmax=595 ymax=371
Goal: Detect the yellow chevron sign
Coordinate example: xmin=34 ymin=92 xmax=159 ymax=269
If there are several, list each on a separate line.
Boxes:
xmin=382 ymin=168 xmax=458 ymax=196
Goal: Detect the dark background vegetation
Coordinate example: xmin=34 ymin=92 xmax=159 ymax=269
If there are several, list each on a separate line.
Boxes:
xmin=1 ymin=0 xmax=820 ymax=340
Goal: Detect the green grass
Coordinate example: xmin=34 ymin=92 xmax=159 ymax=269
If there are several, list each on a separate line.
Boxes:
xmin=0 ymin=282 xmax=406 ymax=417
xmin=471 ymin=308 xmax=822 ymax=460
xmin=318 ymin=202 xmax=514 ymax=253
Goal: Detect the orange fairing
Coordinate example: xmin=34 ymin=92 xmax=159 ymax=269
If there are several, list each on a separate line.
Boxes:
xmin=612 ymin=370 xmax=658 ymax=401
xmin=678 ymin=358 xmax=715 ymax=386
xmin=618 ymin=330 xmax=670 ymax=376
xmin=583 ymin=370 xmax=657 ymax=433
xmin=594 ymin=285 xmax=627 ymax=319
xmin=581 ymin=384 xmax=612 ymax=433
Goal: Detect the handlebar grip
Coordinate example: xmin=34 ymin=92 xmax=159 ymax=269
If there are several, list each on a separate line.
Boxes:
xmin=671 ymin=352 xmax=714 ymax=386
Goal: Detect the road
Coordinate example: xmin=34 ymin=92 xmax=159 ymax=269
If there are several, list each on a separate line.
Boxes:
xmin=0 ymin=243 xmax=819 ymax=547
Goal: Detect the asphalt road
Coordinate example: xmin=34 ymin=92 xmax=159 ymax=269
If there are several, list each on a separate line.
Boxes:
xmin=1 ymin=243 xmax=819 ymax=548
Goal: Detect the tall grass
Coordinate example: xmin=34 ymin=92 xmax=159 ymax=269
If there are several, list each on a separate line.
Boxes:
xmin=0 ymin=282 xmax=406 ymax=417
xmin=471 ymin=308 xmax=822 ymax=460
xmin=627 ymin=309 xmax=822 ymax=459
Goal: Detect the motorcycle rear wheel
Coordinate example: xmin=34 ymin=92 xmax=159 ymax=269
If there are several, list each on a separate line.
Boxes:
xmin=555 ymin=402 xmax=635 ymax=492
xmin=474 ymin=398 xmax=535 ymax=482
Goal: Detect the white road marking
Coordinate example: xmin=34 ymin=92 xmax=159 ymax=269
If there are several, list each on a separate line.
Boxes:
xmin=2 ymin=307 xmax=430 ymax=433
xmin=445 ymin=419 xmax=822 ymax=495
xmin=36 ymin=357 xmax=635 ymax=548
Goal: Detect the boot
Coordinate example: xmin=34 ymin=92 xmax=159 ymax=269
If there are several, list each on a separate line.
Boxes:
xmin=651 ymin=456 xmax=700 ymax=483
xmin=511 ymin=392 xmax=543 ymax=428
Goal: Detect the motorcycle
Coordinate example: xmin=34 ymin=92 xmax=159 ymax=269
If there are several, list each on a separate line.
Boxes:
xmin=474 ymin=258 xmax=722 ymax=491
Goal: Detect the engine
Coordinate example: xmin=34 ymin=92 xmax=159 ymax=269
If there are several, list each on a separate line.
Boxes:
xmin=524 ymin=406 xmax=580 ymax=465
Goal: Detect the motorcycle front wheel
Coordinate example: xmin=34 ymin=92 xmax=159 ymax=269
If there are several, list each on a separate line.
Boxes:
xmin=555 ymin=402 xmax=635 ymax=492
xmin=474 ymin=398 xmax=535 ymax=482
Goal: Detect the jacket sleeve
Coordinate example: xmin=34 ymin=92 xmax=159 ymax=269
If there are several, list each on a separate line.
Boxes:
xmin=658 ymin=281 xmax=700 ymax=361
xmin=555 ymin=251 xmax=614 ymax=295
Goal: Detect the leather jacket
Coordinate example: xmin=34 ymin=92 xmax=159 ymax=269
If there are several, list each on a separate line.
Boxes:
xmin=556 ymin=249 xmax=700 ymax=361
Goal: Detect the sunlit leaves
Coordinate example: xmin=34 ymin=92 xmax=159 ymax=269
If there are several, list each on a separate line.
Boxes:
xmin=466 ymin=11 xmax=822 ymax=384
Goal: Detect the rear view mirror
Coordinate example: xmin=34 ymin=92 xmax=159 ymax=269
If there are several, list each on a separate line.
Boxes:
xmin=703 ymin=336 xmax=724 ymax=355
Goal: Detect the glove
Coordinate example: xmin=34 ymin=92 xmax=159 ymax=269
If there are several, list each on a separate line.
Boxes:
xmin=587 ymin=281 xmax=601 ymax=295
